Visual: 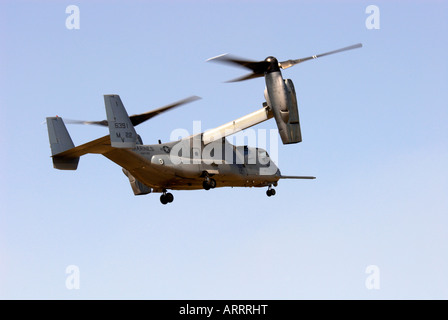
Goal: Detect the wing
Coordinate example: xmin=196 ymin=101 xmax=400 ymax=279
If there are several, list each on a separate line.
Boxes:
xmin=202 ymin=103 xmax=273 ymax=145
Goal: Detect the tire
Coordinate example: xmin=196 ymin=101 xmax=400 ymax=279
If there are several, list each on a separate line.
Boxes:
xmin=160 ymin=194 xmax=168 ymax=205
xmin=203 ymin=180 xmax=211 ymax=190
xmin=209 ymin=179 xmax=216 ymax=189
xmin=166 ymin=193 xmax=174 ymax=203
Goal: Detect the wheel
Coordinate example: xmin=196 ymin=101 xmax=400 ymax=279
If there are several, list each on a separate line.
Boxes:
xmin=160 ymin=194 xmax=168 ymax=205
xmin=266 ymin=190 xmax=272 ymax=197
xmin=166 ymin=193 xmax=174 ymax=203
xmin=203 ymin=180 xmax=211 ymax=190
xmin=209 ymin=178 xmax=216 ymax=189
xmin=270 ymin=189 xmax=276 ymax=196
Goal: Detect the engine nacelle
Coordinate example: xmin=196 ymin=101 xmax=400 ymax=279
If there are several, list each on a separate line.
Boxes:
xmin=264 ymin=76 xmax=302 ymax=144
xmin=283 ymin=79 xmax=302 ymax=143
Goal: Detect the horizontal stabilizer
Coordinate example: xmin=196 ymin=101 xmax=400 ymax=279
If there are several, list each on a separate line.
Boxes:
xmin=104 ymin=94 xmax=137 ymax=148
xmin=52 ymin=135 xmax=112 ymax=158
xmin=52 ymin=134 xmax=151 ymax=174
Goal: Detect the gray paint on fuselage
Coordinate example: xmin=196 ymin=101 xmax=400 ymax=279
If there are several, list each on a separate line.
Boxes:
xmin=122 ymin=136 xmax=280 ymax=191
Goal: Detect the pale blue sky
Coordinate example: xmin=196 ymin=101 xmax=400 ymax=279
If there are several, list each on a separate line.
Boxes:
xmin=1 ymin=0 xmax=447 ymax=299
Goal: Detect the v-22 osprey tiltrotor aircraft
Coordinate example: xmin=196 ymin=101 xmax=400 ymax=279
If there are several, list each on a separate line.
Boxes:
xmin=46 ymin=43 xmax=362 ymax=204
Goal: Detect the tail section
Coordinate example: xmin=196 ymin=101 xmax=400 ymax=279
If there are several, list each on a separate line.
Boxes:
xmin=104 ymin=95 xmax=137 ymax=148
xmin=46 ymin=117 xmax=79 ymax=170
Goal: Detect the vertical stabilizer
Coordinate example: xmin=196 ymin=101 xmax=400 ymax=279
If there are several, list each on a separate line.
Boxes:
xmin=46 ymin=117 xmax=79 ymax=170
xmin=104 ymin=95 xmax=137 ymax=148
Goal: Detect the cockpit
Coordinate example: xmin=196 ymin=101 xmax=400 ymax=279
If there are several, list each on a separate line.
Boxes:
xmin=238 ymin=145 xmax=271 ymax=166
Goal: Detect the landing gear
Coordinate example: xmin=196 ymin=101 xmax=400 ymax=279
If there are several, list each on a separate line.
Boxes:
xmin=160 ymin=190 xmax=174 ymax=205
xmin=266 ymin=185 xmax=276 ymax=197
xmin=202 ymin=174 xmax=216 ymax=190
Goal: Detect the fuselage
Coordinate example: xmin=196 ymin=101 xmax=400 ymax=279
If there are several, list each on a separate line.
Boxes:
xmin=115 ymin=135 xmax=281 ymax=192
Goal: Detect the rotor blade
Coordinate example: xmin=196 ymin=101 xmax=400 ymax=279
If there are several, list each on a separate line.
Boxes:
xmin=130 ymin=95 xmax=201 ymax=126
xmin=280 ymin=43 xmax=362 ymax=69
xmin=207 ymin=54 xmax=270 ymax=82
xmin=226 ymin=72 xmax=265 ymax=83
xmin=207 ymin=54 xmax=268 ymax=72
xmin=63 ymin=96 xmax=201 ymax=128
xmin=64 ymin=119 xmax=109 ymax=126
